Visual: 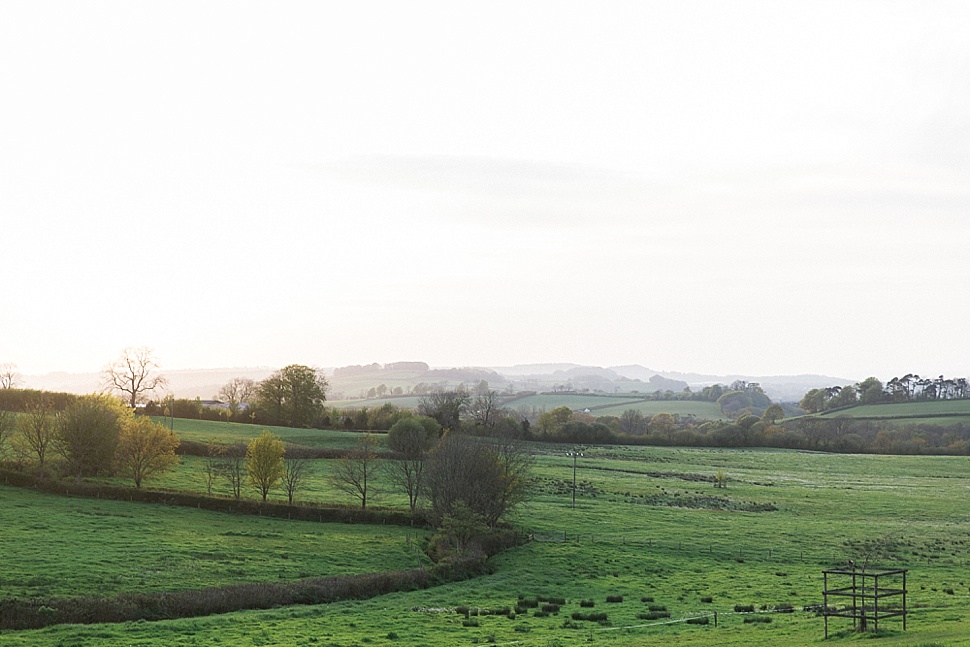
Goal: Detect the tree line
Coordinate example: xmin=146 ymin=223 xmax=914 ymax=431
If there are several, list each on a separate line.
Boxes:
xmin=799 ymin=374 xmax=970 ymax=413
xmin=0 ymin=394 xmax=179 ymax=487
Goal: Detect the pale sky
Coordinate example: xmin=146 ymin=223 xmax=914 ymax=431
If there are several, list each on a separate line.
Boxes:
xmin=2 ymin=1 xmax=968 ymax=381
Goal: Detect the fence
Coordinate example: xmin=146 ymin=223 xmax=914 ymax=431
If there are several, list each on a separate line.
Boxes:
xmin=529 ymin=531 xmax=873 ymax=566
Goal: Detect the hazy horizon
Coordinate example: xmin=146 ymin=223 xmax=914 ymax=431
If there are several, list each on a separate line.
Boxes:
xmin=3 ymin=2 xmax=968 ymax=380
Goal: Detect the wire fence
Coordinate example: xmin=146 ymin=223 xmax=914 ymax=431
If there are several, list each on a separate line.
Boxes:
xmin=529 ymin=531 xmax=858 ymax=566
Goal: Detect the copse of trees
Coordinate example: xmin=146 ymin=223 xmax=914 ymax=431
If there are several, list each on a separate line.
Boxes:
xmin=800 ymin=374 xmax=970 ymax=413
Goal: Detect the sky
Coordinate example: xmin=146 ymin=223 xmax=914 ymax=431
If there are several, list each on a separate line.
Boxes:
xmin=1 ymin=1 xmax=968 ymax=381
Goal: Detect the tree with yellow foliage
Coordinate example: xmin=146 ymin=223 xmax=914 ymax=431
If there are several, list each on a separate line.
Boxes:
xmin=246 ymin=430 xmax=285 ymax=501
xmin=116 ymin=414 xmax=180 ymax=488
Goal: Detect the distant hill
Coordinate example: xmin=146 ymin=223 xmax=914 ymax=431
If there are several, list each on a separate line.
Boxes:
xmin=20 ymin=362 xmax=853 ymax=405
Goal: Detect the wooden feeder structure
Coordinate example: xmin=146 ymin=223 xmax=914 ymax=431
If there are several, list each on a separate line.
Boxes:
xmin=822 ymin=566 xmax=907 ymax=638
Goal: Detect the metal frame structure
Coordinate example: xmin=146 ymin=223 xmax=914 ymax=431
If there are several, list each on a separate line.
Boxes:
xmin=822 ymin=567 xmax=907 ymax=638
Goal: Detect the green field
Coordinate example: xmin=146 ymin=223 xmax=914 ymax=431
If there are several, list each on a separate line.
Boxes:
xmin=0 ymin=485 xmax=427 ymax=600
xmin=817 ymin=399 xmax=970 ymax=426
xmin=5 ymin=437 xmax=970 ymax=645
xmin=505 ymin=393 xmax=726 ymax=419
xmin=155 ymin=418 xmax=388 ymax=450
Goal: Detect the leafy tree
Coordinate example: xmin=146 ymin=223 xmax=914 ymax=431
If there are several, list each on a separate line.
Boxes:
xmin=115 ymin=415 xmax=180 ymax=487
xmin=102 ymin=347 xmax=168 ymax=408
xmin=330 ymin=434 xmax=381 ymax=509
xmin=55 ymin=395 xmax=124 ymax=483
xmin=762 ymin=403 xmax=785 ymax=424
xmin=218 ymin=378 xmax=256 ymax=417
xmin=649 ymin=412 xmax=676 ymax=440
xmin=255 ymin=365 xmax=329 ymax=428
xmin=14 ymin=398 xmax=57 ymax=473
xmin=385 ymin=415 xmax=439 ymax=512
xmin=798 ymin=388 xmax=828 ymax=413
xmin=857 ymin=377 xmax=885 ymax=404
xmin=828 ymin=384 xmax=858 ymax=409
xmin=246 ymin=431 xmax=285 ymax=501
xmin=535 ymin=406 xmax=573 ymax=436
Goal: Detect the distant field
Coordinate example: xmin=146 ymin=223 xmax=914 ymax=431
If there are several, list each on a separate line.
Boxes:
xmin=818 ymin=399 xmax=970 ymax=424
xmin=327 ymin=395 xmax=423 ymax=409
xmin=506 ymin=393 xmax=725 ymax=419
xmin=152 ymin=417 xmax=386 ymax=449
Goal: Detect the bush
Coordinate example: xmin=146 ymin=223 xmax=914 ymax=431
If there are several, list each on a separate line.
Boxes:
xmin=537 ymin=596 xmax=566 ymax=605
xmin=744 ymin=616 xmax=772 ymax=624
xmin=580 ymin=599 xmax=595 ymax=608
xmin=571 ymin=611 xmax=608 ymax=622
xmin=638 ymin=611 xmax=670 ymax=620
xmin=686 ymin=616 xmax=709 ymax=625
xmin=541 ymin=603 xmax=561 ymax=613
xmin=734 ymin=604 xmax=755 ymax=613
xmin=700 ymin=596 xmax=713 ymax=603
xmin=647 ymin=604 xmax=667 ymax=612
xmin=606 ymin=595 xmax=623 ymax=603
xmin=641 ymin=596 xmax=654 ymax=603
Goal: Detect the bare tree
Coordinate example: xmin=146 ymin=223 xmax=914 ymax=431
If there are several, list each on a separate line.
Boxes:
xmin=217 ymin=378 xmax=256 ymax=417
xmin=0 ymin=410 xmax=14 ymax=460
xmin=14 ymin=398 xmax=57 ymax=475
xmin=418 ymin=387 xmax=470 ymax=431
xmin=470 ymin=390 xmax=500 ymax=429
xmin=281 ymin=446 xmax=314 ymax=505
xmin=216 ymin=443 xmax=247 ymax=499
xmin=102 ymin=347 xmax=168 ymax=408
xmin=330 ymin=434 xmax=381 ymax=509
xmin=384 ymin=416 xmax=439 ymax=512
xmin=201 ymin=443 xmax=226 ymax=495
xmin=0 ymin=363 xmax=20 ymax=389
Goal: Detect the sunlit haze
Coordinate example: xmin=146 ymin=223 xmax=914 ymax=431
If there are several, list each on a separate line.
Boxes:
xmin=2 ymin=1 xmax=968 ymax=381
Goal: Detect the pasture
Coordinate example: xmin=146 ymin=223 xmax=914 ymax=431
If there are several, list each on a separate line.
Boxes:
xmin=818 ymin=399 xmax=970 ymax=426
xmin=4 ymin=424 xmax=970 ymax=645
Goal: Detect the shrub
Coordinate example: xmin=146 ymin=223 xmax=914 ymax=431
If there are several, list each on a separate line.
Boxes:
xmin=744 ymin=616 xmax=772 ymax=624
xmin=686 ymin=616 xmax=709 ymax=625
xmin=641 ymin=596 xmax=654 ymax=603
xmin=533 ymin=610 xmax=549 ymax=618
xmin=462 ymin=618 xmax=479 ymax=627
xmin=538 ymin=596 xmax=566 ymax=605
xmin=571 ymin=612 xmax=608 ymax=622
xmin=580 ymin=599 xmax=595 ymax=608
xmin=541 ymin=603 xmax=561 ymax=613
xmin=606 ymin=595 xmax=623 ymax=603
xmin=774 ymin=603 xmax=794 ymax=613
xmin=648 ymin=605 xmax=667 ymax=612
xmin=734 ymin=604 xmax=755 ymax=613
xmin=700 ymin=596 xmax=713 ymax=603
xmin=638 ymin=611 xmax=670 ymax=620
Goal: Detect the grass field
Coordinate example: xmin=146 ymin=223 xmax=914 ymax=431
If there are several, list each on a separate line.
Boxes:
xmin=0 ymin=485 xmax=428 ymax=600
xmin=814 ymin=399 xmax=970 ymax=428
xmin=154 ymin=418 xmax=389 ymax=450
xmin=5 ymin=438 xmax=970 ymax=645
